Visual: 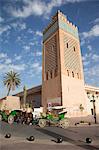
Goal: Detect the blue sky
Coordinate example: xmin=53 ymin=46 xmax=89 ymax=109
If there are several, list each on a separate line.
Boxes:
xmin=0 ymin=0 xmax=99 ymax=98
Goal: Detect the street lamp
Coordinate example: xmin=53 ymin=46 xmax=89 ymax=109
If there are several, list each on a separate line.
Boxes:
xmin=23 ymin=85 xmax=27 ymax=108
xmin=87 ymin=92 xmax=98 ymax=124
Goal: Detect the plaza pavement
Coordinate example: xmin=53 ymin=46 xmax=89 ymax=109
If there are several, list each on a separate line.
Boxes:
xmin=0 ymin=121 xmax=99 ymax=150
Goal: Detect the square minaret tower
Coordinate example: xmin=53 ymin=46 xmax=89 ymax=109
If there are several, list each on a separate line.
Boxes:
xmin=42 ymin=11 xmax=87 ymax=116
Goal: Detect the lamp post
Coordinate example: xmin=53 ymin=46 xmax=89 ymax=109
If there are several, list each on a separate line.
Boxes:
xmin=23 ymin=85 xmax=27 ymax=108
xmin=87 ymin=92 xmax=98 ymax=124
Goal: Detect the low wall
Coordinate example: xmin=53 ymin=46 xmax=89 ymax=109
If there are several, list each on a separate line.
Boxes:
xmin=69 ymin=114 xmax=99 ymax=126
xmin=0 ymin=96 xmax=20 ymax=111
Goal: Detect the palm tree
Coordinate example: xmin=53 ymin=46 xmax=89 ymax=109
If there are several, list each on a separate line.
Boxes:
xmin=3 ymin=70 xmax=21 ymax=96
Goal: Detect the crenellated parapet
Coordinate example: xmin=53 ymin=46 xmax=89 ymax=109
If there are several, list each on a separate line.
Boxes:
xmin=57 ymin=10 xmax=78 ymax=30
xmin=57 ymin=10 xmax=78 ymax=39
xmin=43 ymin=10 xmax=79 ymax=42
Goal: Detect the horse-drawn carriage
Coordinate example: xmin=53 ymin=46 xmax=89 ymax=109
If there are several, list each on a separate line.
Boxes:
xmin=0 ymin=106 xmax=69 ymax=128
xmin=0 ymin=109 xmax=33 ymax=124
xmin=38 ymin=106 xmax=69 ymax=128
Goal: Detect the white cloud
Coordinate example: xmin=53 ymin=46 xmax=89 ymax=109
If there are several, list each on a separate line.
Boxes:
xmin=0 ymin=21 xmax=26 ymax=37
xmin=84 ymin=64 xmax=99 ymax=78
xmin=82 ymin=52 xmax=92 ymax=61
xmin=30 ymin=62 xmax=42 ymax=75
xmin=20 ymin=23 xmax=26 ymax=30
xmin=84 ymin=62 xmax=99 ymax=87
xmin=9 ymin=64 xmax=26 ymax=71
xmin=0 ymin=64 xmax=5 ymax=70
xmin=5 ymin=58 xmax=12 ymax=64
xmin=16 ymin=36 xmax=21 ymax=41
xmin=30 ymin=51 xmax=42 ymax=57
xmin=0 ymin=25 xmax=11 ymax=35
xmin=10 ymin=0 xmax=45 ymax=18
xmin=82 ymin=52 xmax=99 ymax=63
xmin=87 ymin=45 xmax=92 ymax=51
xmin=81 ymin=24 xmax=99 ymax=39
xmin=14 ymin=54 xmax=22 ymax=60
xmin=11 ymin=22 xmax=18 ymax=28
xmin=36 ymin=31 xmax=42 ymax=36
xmin=94 ymin=18 xmax=99 ymax=24
xmin=83 ymin=60 xmax=90 ymax=66
xmin=36 ymin=51 xmax=42 ymax=56
xmin=0 ymin=63 xmax=26 ymax=73
xmin=0 ymin=53 xmax=7 ymax=59
xmin=0 ymin=16 xmax=4 ymax=22
xmin=11 ymin=22 xmax=26 ymax=30
xmin=83 ymin=49 xmax=99 ymax=86
xmin=31 ymin=62 xmax=39 ymax=68
xmin=0 ymin=52 xmax=26 ymax=73
xmin=29 ymin=41 xmax=39 ymax=46
xmin=29 ymin=42 xmax=35 ymax=46
xmin=9 ymin=0 xmax=86 ymax=19
xmin=28 ymin=28 xmax=34 ymax=34
xmin=80 ymin=38 xmax=86 ymax=46
xmin=30 ymin=51 xmax=42 ymax=58
xmin=36 ymin=65 xmax=42 ymax=73
xmin=92 ymin=54 xmax=99 ymax=62
xmin=82 ymin=55 xmax=90 ymax=66
xmin=23 ymin=45 xmax=30 ymax=51
xmin=80 ymin=23 xmax=99 ymax=46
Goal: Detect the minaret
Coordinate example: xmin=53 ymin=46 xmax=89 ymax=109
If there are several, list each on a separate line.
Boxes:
xmin=42 ymin=10 xmax=87 ymax=116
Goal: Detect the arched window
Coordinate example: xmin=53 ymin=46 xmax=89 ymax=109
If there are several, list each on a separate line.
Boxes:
xmin=54 ymin=69 xmax=57 ymax=77
xmin=67 ymin=43 xmax=68 ymax=48
xmin=77 ymin=73 xmax=79 ymax=79
xmin=50 ymin=71 xmax=52 ymax=79
xmin=73 ymin=46 xmax=75 ymax=52
xmin=67 ymin=70 xmax=69 ymax=76
xmin=72 ymin=71 xmax=74 ymax=78
xmin=46 ymin=72 xmax=48 ymax=80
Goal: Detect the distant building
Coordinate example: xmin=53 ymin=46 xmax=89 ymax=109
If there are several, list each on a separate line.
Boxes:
xmin=0 ymin=96 xmax=20 ymax=111
xmin=15 ymin=85 xmax=42 ymax=108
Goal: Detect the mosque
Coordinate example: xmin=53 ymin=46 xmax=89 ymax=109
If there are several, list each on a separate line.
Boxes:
xmin=1 ymin=11 xmax=99 ymax=123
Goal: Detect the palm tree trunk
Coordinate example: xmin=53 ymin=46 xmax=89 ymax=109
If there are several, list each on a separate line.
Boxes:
xmin=7 ymin=87 xmax=11 ymax=96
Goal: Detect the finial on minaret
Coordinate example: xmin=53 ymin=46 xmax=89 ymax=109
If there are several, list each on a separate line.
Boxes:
xmin=57 ymin=10 xmax=61 ymax=13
